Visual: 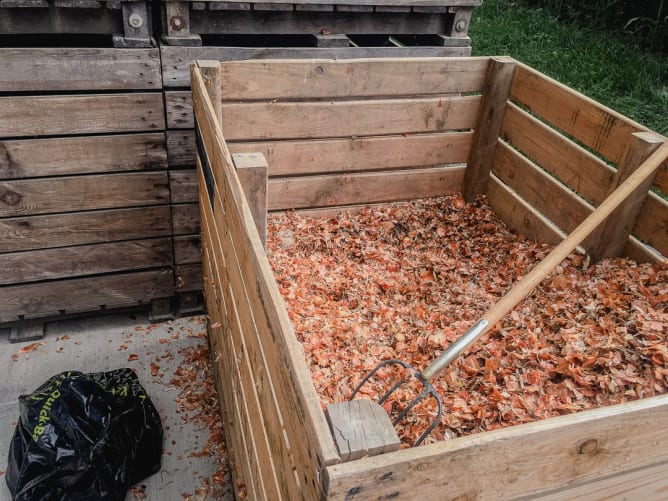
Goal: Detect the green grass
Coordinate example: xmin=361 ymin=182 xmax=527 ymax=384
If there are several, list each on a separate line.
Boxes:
xmin=469 ymin=0 xmax=668 ymax=135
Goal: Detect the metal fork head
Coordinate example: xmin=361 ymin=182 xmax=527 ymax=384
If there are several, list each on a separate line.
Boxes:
xmin=349 ymin=359 xmax=444 ymax=447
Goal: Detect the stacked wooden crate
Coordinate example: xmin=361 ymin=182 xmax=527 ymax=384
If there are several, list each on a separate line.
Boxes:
xmin=0 ymin=48 xmax=173 ymax=338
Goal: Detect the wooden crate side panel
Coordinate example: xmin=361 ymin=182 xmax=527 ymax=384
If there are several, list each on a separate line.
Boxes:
xmin=654 ymin=162 xmax=668 ymax=195
xmin=509 ymin=64 xmax=648 ymax=166
xmin=192 ymin=67 xmax=339 ymax=499
xmin=0 ymin=93 xmax=165 ymax=137
xmin=167 ymin=131 xmax=196 ymax=168
xmin=324 ymin=394 xmax=668 ymax=500
xmin=0 ymin=48 xmax=161 ymax=92
xmin=172 ymin=203 xmax=201 ymax=235
xmin=0 ymin=172 xmax=169 ymax=217
xmin=175 ymin=263 xmax=204 ymax=292
xmin=632 ymin=193 xmax=668 ymax=257
xmin=0 ymin=134 xmax=167 ymax=179
xmin=0 ymin=269 xmax=174 ymax=323
xmin=0 ymin=206 xmax=172 ymax=253
xmin=219 ymin=58 xmax=489 ymax=99
xmin=168 ymin=90 xmax=480 ymax=135
xmin=500 ymin=103 xmax=615 ymax=205
xmin=268 ymin=166 xmax=466 ymax=210
xmin=188 ymin=0 xmax=482 ymax=5
xmin=170 ymin=170 xmax=199 ymax=203
xmin=174 ymin=235 xmax=202 ymax=264
xmin=0 ymin=238 xmax=173 ymax=286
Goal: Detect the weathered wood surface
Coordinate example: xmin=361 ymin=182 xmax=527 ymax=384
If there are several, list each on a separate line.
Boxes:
xmin=0 ymin=134 xmax=167 ymax=179
xmin=0 ymin=93 xmax=164 ymax=137
xmin=462 ymin=56 xmax=515 ymax=202
xmin=0 ymin=269 xmax=174 ymax=323
xmin=233 ymin=152 xmax=268 ymax=247
xmin=175 ymin=263 xmax=204 ymax=291
xmin=168 ymin=131 xmax=473 ymax=172
xmin=632 ymin=193 xmax=668 ymax=258
xmin=218 ymin=58 xmax=488 ymax=99
xmin=161 ymin=46 xmax=472 ymax=87
xmin=169 ymin=91 xmax=480 ymax=135
xmin=177 ymin=0 xmax=482 ymax=5
xmin=0 ymin=9 xmax=123 ymax=35
xmin=172 ymin=203 xmax=200 ymax=235
xmin=510 ymin=63 xmax=647 ymax=166
xmin=0 ymin=48 xmax=161 ymax=91
xmin=0 ymin=238 xmax=173 ymax=285
xmin=193 ymin=65 xmax=339 ymax=500
xmin=324 ymin=394 xmax=668 ymax=500
xmin=0 ymin=206 xmax=172 ymax=253
xmin=174 ymin=234 xmax=201 ymax=264
xmin=0 ymin=172 xmax=169 ymax=217
xmin=169 ymin=170 xmax=199 ymax=203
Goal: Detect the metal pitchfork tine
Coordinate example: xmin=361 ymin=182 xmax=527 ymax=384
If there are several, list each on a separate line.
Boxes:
xmin=347 ymin=139 xmax=668 ymax=447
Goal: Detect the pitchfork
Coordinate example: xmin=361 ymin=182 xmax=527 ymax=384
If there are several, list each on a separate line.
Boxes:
xmin=349 ymin=139 xmax=668 ymax=447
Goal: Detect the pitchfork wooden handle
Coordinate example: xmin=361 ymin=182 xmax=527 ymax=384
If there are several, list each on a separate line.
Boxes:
xmin=421 ymin=141 xmax=668 ymax=382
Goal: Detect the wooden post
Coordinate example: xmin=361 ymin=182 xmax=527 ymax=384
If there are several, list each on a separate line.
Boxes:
xmin=310 ymin=33 xmax=351 ymax=48
xmin=113 ymin=1 xmax=152 ymax=48
xmin=462 ymin=57 xmax=516 ymax=203
xmin=196 ymin=60 xmax=222 ymax=126
xmin=445 ymin=6 xmax=474 ymax=38
xmin=584 ymin=131 xmax=665 ymax=262
xmin=232 ymin=152 xmax=268 ymax=249
xmin=163 ymin=1 xmax=202 ymax=46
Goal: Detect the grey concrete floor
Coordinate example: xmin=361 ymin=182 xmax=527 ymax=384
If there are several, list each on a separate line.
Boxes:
xmin=0 ymin=312 xmax=233 ymax=501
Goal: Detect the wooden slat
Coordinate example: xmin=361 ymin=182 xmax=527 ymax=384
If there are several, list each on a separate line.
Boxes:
xmin=324 ymin=394 xmax=668 ymax=500
xmin=633 ymin=193 xmax=668 ymax=257
xmin=501 ymin=102 xmax=615 ymax=205
xmin=168 ymin=92 xmax=480 ymax=136
xmin=0 ymin=238 xmax=173 ymax=285
xmin=492 ymin=140 xmax=593 ymax=234
xmin=170 ymin=131 xmax=473 ymax=174
xmin=172 ymin=203 xmax=200 ymax=235
xmin=193 ymin=0 xmax=481 ymax=4
xmin=510 ymin=63 xmax=647 ymax=165
xmin=175 ymin=263 xmax=203 ymax=292
xmin=268 ymin=166 xmax=466 ymax=210
xmin=0 ymin=172 xmax=169 ymax=217
xmin=0 ymin=48 xmax=161 ymax=91
xmin=0 ymin=134 xmax=167 ymax=179
xmin=654 ymin=162 xmax=668 ymax=195
xmin=219 ymin=57 xmax=489 ymax=99
xmin=161 ymin=46 xmax=473 ymax=88
xmin=174 ymin=235 xmax=201 ymax=264
xmin=192 ymin=66 xmax=339 ymax=500
xmin=0 ymin=206 xmax=172 ymax=253
xmin=169 ymin=170 xmax=198 ymax=204
xmin=0 ymin=269 xmax=174 ymax=323
xmin=0 ymin=93 xmax=165 ymax=137
xmin=230 ymin=132 xmax=473 ymax=176
xmin=485 ymin=174 xmax=566 ymax=246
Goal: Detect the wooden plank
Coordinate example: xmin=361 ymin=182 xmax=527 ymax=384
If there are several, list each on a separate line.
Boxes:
xmin=492 ymin=140 xmax=593 ymax=235
xmin=623 ymin=236 xmax=667 ymax=265
xmin=175 ymin=263 xmax=203 ymax=291
xmin=172 ymin=203 xmax=200 ymax=235
xmin=187 ymin=0 xmax=481 ymax=5
xmin=0 ymin=238 xmax=173 ymax=285
xmin=500 ymin=102 xmax=614 ymax=205
xmin=0 ymin=48 xmax=161 ymax=91
xmin=0 ymin=206 xmax=172 ymax=253
xmin=509 ymin=63 xmax=648 ymax=165
xmin=324 ymin=394 xmax=668 ymax=500
xmin=232 ymin=152 xmax=268 ymax=247
xmin=173 ymin=131 xmax=473 ymax=174
xmin=218 ymin=57 xmax=489 ymax=99
xmin=632 ymin=193 xmax=668 ymax=258
xmin=585 ymin=132 xmax=665 ymax=262
xmin=485 ymin=174 xmax=566 ymax=246
xmin=161 ymin=46 xmax=473 ymax=88
xmin=0 ymin=172 xmax=169 ymax=217
xmin=0 ymin=269 xmax=174 ymax=322
xmin=0 ymin=93 xmax=164 ymax=137
xmin=268 ymin=165 xmax=466 ymax=210
xmin=0 ymin=133 xmax=167 ymax=179
xmin=174 ymin=235 xmax=201 ymax=264
xmin=462 ymin=56 xmax=516 ymax=202
xmin=192 ymin=66 xmax=339 ymax=500
xmin=169 ymin=170 xmax=198 ymax=203
xmin=653 ymin=161 xmax=668 ymax=195
xmin=166 ymin=131 xmax=196 ymax=167
xmin=538 ymin=461 xmax=668 ymax=500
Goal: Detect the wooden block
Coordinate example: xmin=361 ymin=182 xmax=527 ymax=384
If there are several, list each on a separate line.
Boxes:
xmin=232 ymin=152 xmax=268 ymax=248
xmin=463 ymin=56 xmax=516 ymax=202
xmin=296 ymin=4 xmax=334 ymax=11
xmin=149 ymin=297 xmax=175 ymax=322
xmin=209 ymin=2 xmax=251 ymax=10
xmin=253 ymin=2 xmax=293 ymax=10
xmin=375 ymin=5 xmax=411 ymax=12
xmin=326 ymin=400 xmax=401 ymax=461
xmin=0 ymin=0 xmax=48 ymax=6
xmin=177 ymin=291 xmax=204 ymax=315
xmin=446 ymin=5 xmax=473 ymax=37
xmin=114 ymin=2 xmax=152 ymax=48
xmin=335 ymin=4 xmax=373 ymax=11
xmin=310 ymin=33 xmax=350 ymax=47
xmin=54 ymin=0 xmax=102 ymax=7
xmin=9 ymin=318 xmax=45 ymax=344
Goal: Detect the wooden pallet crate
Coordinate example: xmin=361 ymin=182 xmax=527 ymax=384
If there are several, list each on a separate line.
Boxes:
xmin=191 ymin=57 xmax=668 ymax=500
xmin=0 ymin=48 xmax=174 ymax=335
xmin=0 ymin=0 xmax=152 ymax=47
xmin=161 ymin=0 xmax=479 ymax=46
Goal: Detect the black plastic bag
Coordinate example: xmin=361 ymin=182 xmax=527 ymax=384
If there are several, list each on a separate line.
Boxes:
xmin=6 ymin=368 xmax=163 ymax=500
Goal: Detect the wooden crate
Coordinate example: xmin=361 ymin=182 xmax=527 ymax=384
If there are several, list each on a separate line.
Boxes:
xmin=192 ymin=57 xmax=668 ymax=499
xmin=0 ymin=0 xmax=152 ymax=47
xmin=0 ymin=48 xmax=174 ymax=327
xmin=161 ymin=0 xmax=479 ymax=46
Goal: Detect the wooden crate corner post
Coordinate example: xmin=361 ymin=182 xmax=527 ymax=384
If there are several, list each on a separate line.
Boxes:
xmin=585 ymin=131 xmax=666 ymax=262
xmin=463 ymin=56 xmax=517 ymax=203
xmin=231 ymin=152 xmax=268 ymax=249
